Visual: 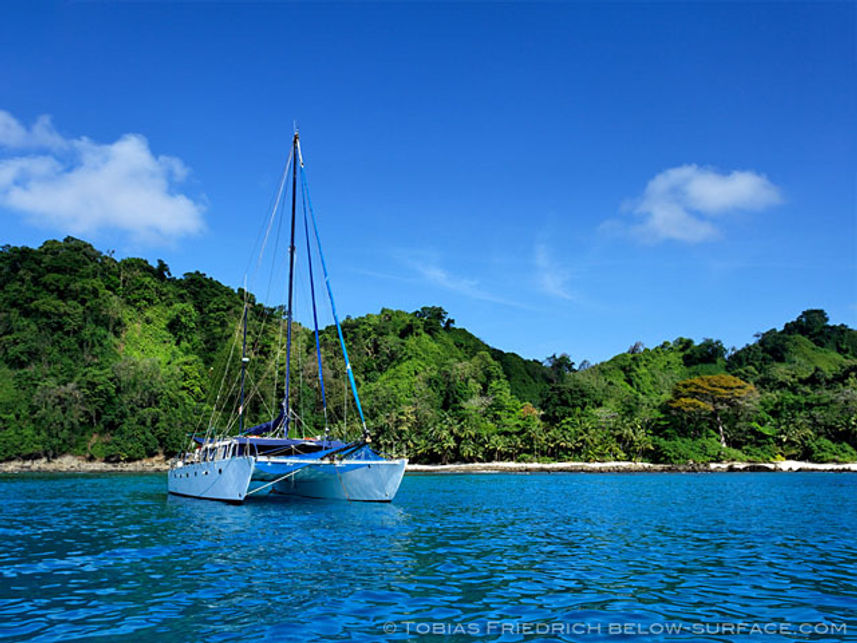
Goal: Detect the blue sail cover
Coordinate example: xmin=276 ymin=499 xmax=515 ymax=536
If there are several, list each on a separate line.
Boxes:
xmin=235 ymin=436 xmax=347 ymax=449
xmin=242 ymin=408 xmax=285 ymax=436
xmin=194 ymin=435 xmax=347 ymax=450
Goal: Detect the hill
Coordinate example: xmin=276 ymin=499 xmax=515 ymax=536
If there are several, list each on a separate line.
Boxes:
xmin=0 ymin=237 xmax=855 ymax=464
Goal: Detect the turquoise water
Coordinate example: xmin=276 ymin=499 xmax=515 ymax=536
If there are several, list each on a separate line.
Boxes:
xmin=1 ymin=473 xmax=855 ymax=642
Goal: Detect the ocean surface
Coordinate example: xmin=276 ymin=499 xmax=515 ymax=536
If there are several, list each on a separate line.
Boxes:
xmin=1 ymin=472 xmax=855 ymax=642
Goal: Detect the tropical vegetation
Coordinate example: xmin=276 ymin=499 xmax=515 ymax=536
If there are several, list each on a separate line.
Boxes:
xmin=1 ymin=238 xmax=855 ymax=464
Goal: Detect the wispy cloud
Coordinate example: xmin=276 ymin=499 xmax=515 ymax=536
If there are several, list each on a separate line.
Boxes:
xmin=611 ymin=164 xmax=782 ymax=243
xmin=0 ymin=110 xmax=205 ymax=244
xmin=393 ymin=250 xmax=528 ymax=308
xmin=416 ymin=263 xmax=479 ymax=293
xmin=534 ymin=242 xmax=575 ymax=300
xmin=0 ymin=112 xmax=67 ymax=150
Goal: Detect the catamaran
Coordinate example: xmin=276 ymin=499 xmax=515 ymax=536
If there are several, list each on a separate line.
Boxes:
xmin=168 ymin=131 xmax=407 ymax=503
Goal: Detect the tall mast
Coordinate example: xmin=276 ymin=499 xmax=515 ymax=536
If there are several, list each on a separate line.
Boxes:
xmin=282 ymin=130 xmax=299 ymax=435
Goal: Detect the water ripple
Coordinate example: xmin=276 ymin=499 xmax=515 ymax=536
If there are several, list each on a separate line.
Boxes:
xmin=1 ymin=473 xmax=855 ymax=641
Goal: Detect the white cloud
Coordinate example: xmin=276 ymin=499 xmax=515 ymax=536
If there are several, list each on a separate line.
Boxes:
xmin=0 ymin=111 xmax=66 ymax=150
xmin=619 ymin=164 xmax=782 ymax=243
xmin=0 ymin=110 xmax=204 ymax=244
xmin=534 ymin=242 xmax=574 ymax=300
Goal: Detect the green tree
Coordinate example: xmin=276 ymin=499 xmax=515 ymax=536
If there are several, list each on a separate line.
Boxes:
xmin=544 ymin=353 xmax=575 ymax=382
xmin=668 ymin=374 xmax=758 ymax=447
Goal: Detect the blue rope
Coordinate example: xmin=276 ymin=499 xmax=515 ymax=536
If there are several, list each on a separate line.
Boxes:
xmin=301 ymin=180 xmax=328 ymax=416
xmin=300 ymin=166 xmax=368 ymax=435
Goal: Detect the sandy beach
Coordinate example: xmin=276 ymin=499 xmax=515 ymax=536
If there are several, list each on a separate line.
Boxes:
xmin=2 ymin=455 xmax=855 ymax=474
xmin=406 ymin=460 xmax=857 ymax=473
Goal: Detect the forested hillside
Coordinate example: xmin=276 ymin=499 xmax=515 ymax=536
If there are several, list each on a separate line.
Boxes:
xmin=1 ymin=238 xmax=855 ymax=463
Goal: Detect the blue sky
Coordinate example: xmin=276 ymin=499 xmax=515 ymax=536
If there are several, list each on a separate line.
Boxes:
xmin=1 ymin=1 xmax=854 ymax=364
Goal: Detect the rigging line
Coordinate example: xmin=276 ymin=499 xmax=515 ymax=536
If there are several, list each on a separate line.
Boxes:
xmin=245 ymin=470 xmax=299 ymax=496
xmin=233 ymin=152 xmax=291 ymax=434
xmin=272 ymin=302 xmax=286 ymax=423
xmin=205 ymin=213 xmax=285 ymax=439
xmin=233 ymin=178 xmax=289 ymax=430
xmin=217 ymin=332 xmax=278 ymax=435
xmin=271 ymin=257 xmax=290 ymax=424
xmin=227 ymin=326 xmax=295 ymax=432
xmin=196 ymin=150 xmax=292 ymax=448
xmin=244 ymin=302 xmax=273 ymax=394
xmin=250 ymin=305 xmax=298 ymax=426
xmin=293 ymin=239 xmax=327 ymax=436
xmin=201 ymin=317 xmax=243 ymax=444
xmin=267 ymin=196 xmax=291 ymax=424
xmin=231 ymin=367 xmax=276 ymax=432
xmin=291 ymin=233 xmax=310 ymax=439
xmin=239 ymin=173 xmax=292 ymax=431
xmin=240 ymin=368 xmax=274 ymax=417
xmin=299 ymin=163 xmax=369 ymax=440
xmin=301 ymin=169 xmax=329 ymax=427
xmin=262 ymin=160 xmax=289 ymax=308
xmin=296 ymin=309 xmax=305 ymax=438
xmin=239 ymin=286 xmax=248 ymax=434
xmin=199 ymin=322 xmax=240 ymax=431
xmin=247 ymin=282 xmax=292 ymax=399
xmin=245 ymin=149 xmax=293 ymax=289
xmin=289 ymin=403 xmax=311 ymax=436
xmin=216 ymin=369 xmax=244 ymax=434
xmin=247 ymin=272 xmax=286 ymax=374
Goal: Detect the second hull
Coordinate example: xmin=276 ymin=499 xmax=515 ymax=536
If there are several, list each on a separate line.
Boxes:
xmin=255 ymin=458 xmax=407 ymax=502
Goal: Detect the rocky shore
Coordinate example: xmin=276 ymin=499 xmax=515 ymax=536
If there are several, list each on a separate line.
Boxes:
xmin=1 ymin=456 xmax=855 ymax=474
xmin=0 ymin=455 xmax=171 ymax=473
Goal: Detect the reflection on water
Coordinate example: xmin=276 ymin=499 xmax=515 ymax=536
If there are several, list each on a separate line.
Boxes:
xmin=1 ymin=473 xmax=855 ymax=641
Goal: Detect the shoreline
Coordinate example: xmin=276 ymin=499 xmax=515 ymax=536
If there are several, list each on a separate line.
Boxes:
xmin=1 ymin=455 xmax=855 ymax=474
xmin=406 ymin=460 xmax=857 ymax=473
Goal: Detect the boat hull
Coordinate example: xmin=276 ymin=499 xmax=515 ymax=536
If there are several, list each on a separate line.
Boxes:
xmin=254 ymin=457 xmax=407 ymax=502
xmin=168 ymin=456 xmax=255 ymax=503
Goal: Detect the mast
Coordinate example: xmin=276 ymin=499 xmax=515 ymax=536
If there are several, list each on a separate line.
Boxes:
xmin=282 ymin=130 xmax=299 ymax=436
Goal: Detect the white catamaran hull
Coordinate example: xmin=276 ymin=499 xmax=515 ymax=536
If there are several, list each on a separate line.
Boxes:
xmin=254 ymin=458 xmax=407 ymax=502
xmin=168 ymin=456 xmax=255 ymax=503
